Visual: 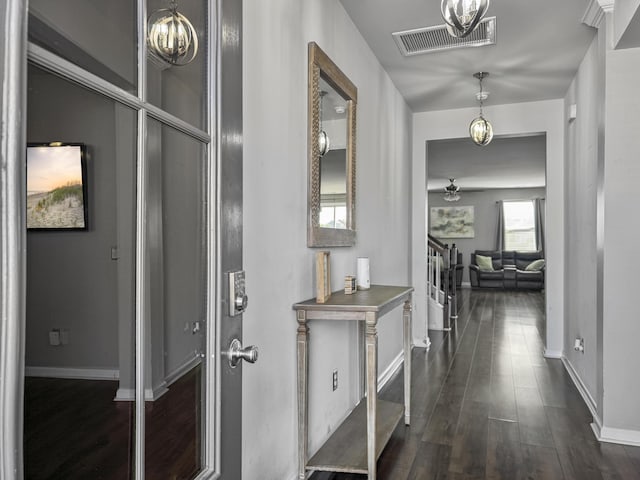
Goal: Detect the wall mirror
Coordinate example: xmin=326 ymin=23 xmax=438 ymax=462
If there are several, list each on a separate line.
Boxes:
xmin=307 ymin=42 xmax=357 ymax=247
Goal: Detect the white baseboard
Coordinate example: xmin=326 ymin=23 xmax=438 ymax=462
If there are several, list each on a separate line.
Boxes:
xmin=114 ymin=355 xmax=200 ymax=402
xmin=562 ymin=357 xmax=640 ymax=447
xmin=592 ymin=423 xmax=640 ymax=446
xmin=377 ymin=351 xmax=404 ymax=392
xmin=543 ymin=349 xmax=563 ymax=359
xmin=461 ymin=282 xmax=471 ymax=288
xmin=25 ymin=366 xmax=119 ymax=380
xmin=561 ymin=356 xmax=598 ymax=419
xmin=165 ymin=353 xmax=201 ymax=387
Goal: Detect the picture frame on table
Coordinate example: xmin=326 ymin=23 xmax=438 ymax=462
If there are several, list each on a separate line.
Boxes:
xmin=316 ymin=251 xmax=331 ymax=303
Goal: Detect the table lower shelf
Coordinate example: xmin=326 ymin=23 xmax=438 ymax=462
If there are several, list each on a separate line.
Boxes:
xmin=306 ymin=399 xmax=404 ymax=475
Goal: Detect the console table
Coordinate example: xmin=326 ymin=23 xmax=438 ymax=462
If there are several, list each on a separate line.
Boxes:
xmin=293 ymin=285 xmax=413 ymax=479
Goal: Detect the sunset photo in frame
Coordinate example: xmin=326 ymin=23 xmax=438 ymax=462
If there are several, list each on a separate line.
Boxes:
xmin=27 ymin=143 xmax=88 ymax=230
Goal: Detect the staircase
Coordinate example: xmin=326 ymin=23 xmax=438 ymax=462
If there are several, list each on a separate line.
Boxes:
xmin=427 ymin=235 xmax=458 ymax=331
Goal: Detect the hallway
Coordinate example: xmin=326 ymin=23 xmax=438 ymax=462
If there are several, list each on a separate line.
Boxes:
xmin=312 ymin=290 xmax=640 ymax=479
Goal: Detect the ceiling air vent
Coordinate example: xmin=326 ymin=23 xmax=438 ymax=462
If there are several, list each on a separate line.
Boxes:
xmin=392 ymin=17 xmax=496 ymax=56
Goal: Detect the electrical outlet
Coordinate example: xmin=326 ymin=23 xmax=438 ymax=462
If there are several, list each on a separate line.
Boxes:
xmin=332 ymin=369 xmax=338 ymax=391
xmin=49 ymin=330 xmax=60 ymax=346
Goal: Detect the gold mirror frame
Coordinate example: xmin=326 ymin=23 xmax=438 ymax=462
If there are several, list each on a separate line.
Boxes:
xmin=307 ymin=42 xmax=357 ymax=247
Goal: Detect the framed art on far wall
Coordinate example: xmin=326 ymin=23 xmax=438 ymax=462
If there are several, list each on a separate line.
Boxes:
xmin=26 ymin=143 xmax=88 ymax=231
xmin=430 ymin=205 xmax=475 ymax=238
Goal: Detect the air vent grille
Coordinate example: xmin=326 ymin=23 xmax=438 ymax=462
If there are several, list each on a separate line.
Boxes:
xmin=392 ymin=17 xmax=496 ymax=56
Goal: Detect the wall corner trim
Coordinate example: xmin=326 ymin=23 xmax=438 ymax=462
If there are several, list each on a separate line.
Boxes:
xmin=592 ymin=423 xmax=640 ymax=447
xmin=542 ymin=349 xmax=563 ymax=359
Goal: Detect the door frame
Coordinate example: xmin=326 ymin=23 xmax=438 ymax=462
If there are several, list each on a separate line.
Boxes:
xmin=0 ymin=0 xmax=28 ymax=478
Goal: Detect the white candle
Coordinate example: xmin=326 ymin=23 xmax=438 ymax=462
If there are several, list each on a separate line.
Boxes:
xmin=357 ymin=257 xmax=370 ymax=290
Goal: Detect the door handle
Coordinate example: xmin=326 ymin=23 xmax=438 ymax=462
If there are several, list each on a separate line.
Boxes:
xmin=226 ymin=338 xmax=258 ymax=367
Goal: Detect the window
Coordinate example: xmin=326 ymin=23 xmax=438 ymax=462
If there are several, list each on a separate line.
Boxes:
xmin=503 ymin=200 xmax=536 ymax=251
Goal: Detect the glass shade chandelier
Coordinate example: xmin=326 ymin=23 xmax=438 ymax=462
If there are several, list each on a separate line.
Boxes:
xmin=318 ymin=91 xmax=331 ymax=156
xmin=469 ymin=72 xmax=493 ymax=146
xmin=444 ymin=178 xmax=461 ymax=202
xmin=440 ymin=0 xmax=490 ymax=38
xmin=148 ymin=1 xmax=199 ymax=66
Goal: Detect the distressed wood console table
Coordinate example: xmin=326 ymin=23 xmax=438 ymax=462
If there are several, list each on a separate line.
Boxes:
xmin=293 ymin=285 xmax=413 ymax=479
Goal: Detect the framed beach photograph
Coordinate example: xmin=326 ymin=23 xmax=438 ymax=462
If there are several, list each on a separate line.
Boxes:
xmin=430 ymin=205 xmax=475 ymax=239
xmin=27 ymin=143 xmax=88 ymax=230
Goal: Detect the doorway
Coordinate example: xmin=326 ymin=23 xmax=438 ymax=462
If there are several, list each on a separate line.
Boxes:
xmin=426 ymin=135 xmax=547 ymax=329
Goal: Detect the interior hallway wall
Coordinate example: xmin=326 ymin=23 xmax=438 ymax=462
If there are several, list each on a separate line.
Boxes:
xmin=601 ymin=44 xmax=640 ymax=442
xmin=242 ymin=1 xmax=412 ymax=478
xmin=563 ymin=34 xmax=601 ymax=418
xmin=26 ymin=69 xmax=119 ymax=372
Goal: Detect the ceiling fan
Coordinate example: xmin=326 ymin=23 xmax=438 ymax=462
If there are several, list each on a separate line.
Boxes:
xmin=443 ymin=178 xmax=461 ymax=202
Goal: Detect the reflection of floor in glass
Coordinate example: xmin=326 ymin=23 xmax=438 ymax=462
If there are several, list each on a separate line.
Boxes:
xmin=24 ymin=365 xmax=201 ymax=480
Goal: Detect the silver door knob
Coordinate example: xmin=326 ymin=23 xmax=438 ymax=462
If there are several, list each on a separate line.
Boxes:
xmin=227 ymin=338 xmax=258 ymax=367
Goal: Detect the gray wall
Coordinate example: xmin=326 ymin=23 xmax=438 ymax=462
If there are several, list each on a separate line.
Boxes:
xmin=563 ymin=35 xmax=600 ymax=413
xmin=562 ymin=11 xmax=640 ymax=443
xmin=428 ymin=187 xmax=546 ymax=284
xmin=603 ymin=45 xmax=640 ymax=434
xmin=26 ymin=68 xmax=119 ymax=371
xmin=242 ymin=1 xmax=412 ymax=478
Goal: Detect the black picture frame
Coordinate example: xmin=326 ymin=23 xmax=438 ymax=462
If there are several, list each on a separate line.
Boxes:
xmin=26 ymin=142 xmax=89 ymax=231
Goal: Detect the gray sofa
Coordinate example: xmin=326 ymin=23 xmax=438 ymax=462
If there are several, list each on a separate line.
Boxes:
xmin=469 ymin=250 xmax=544 ymax=290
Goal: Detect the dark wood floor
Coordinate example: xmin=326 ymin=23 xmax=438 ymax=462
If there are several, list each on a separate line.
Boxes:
xmin=312 ymin=289 xmax=640 ymax=480
xmin=24 ymin=365 xmax=201 ymax=479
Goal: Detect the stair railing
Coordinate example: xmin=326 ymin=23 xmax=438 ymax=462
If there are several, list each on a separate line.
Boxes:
xmin=427 ymin=235 xmax=458 ymax=331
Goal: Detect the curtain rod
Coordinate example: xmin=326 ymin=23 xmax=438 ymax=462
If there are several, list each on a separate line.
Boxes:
xmin=496 ymin=197 xmax=545 ymax=203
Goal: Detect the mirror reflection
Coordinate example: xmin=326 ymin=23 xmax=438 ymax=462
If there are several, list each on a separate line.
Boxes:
xmin=318 ymin=78 xmax=348 ymax=230
xmin=307 ymin=42 xmax=357 ymax=247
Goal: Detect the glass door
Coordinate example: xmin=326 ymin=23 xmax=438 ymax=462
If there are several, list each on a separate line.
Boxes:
xmin=20 ymin=0 xmax=220 ymax=478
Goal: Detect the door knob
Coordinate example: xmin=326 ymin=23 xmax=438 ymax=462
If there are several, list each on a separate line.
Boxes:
xmin=227 ymin=338 xmax=258 ymax=367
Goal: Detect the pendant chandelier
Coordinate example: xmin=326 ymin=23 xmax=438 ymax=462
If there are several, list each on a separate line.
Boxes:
xmin=148 ymin=1 xmax=199 ymax=66
xmin=444 ymin=178 xmax=461 ymax=202
xmin=469 ymin=72 xmax=493 ymax=146
xmin=440 ymin=0 xmax=490 ymax=38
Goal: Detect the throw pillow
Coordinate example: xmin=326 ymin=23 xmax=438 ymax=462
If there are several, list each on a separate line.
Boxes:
xmin=525 ymin=259 xmax=545 ymax=271
xmin=476 ymin=254 xmax=494 ymax=271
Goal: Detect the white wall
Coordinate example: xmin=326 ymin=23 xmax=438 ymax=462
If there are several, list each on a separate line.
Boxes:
xmin=413 ymin=100 xmax=565 ymax=356
xmin=602 ymin=45 xmax=640 ymax=438
xmin=428 ymin=187 xmax=546 ymax=284
xmin=563 ymin=35 xmax=601 ymax=414
xmin=242 ymin=1 xmax=412 ymax=479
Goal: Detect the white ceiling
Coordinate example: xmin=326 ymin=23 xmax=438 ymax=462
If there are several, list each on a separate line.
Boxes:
xmin=339 ymin=0 xmax=597 ymax=112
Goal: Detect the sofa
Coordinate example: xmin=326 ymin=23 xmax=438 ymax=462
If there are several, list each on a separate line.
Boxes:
xmin=469 ymin=250 xmax=544 ymax=290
